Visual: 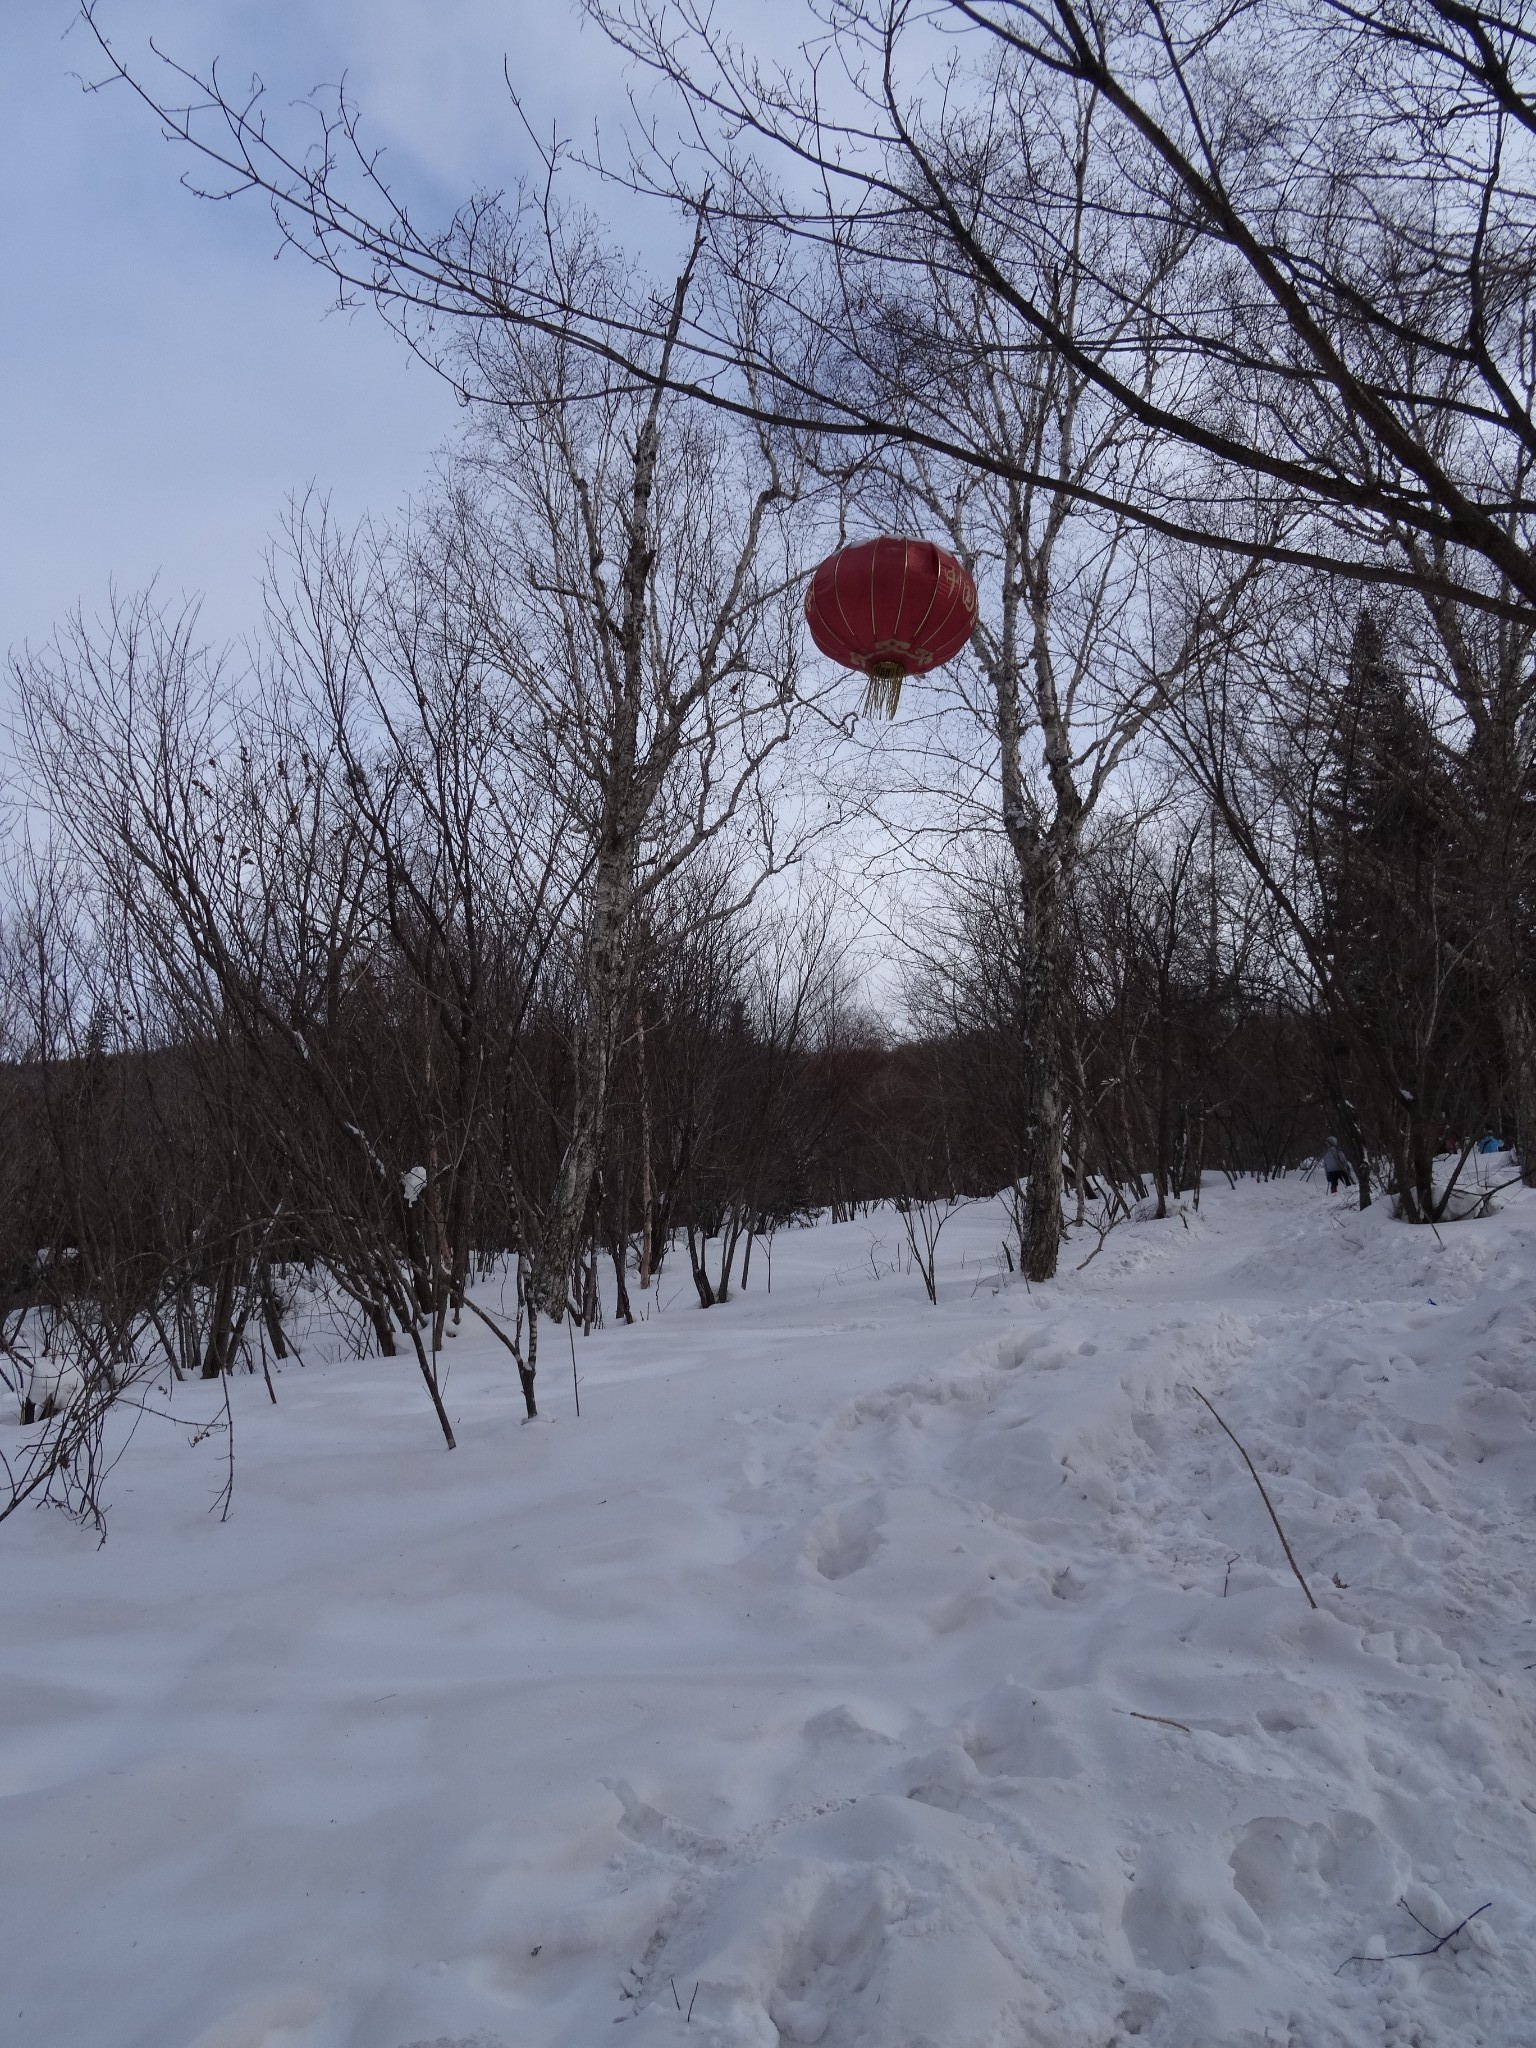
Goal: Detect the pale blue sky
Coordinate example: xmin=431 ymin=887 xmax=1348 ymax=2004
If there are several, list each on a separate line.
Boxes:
xmin=0 ymin=2 xmax=642 ymax=657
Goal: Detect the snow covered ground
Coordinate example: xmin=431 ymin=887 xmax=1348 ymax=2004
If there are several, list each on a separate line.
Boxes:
xmin=3 ymin=1176 xmax=1535 ymax=2048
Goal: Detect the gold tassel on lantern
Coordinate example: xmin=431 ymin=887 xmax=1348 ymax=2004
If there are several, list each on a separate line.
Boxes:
xmin=860 ymin=661 xmax=908 ymax=719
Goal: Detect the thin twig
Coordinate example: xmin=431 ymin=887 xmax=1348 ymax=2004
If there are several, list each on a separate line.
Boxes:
xmin=1074 ymin=1212 xmax=1114 ymax=1272
xmin=686 ymin=1982 xmax=699 ymax=2023
xmin=1186 ymin=1386 xmax=1317 ymax=1608
xmin=1336 ymin=1899 xmax=1491 ymax=1973
xmin=1114 ymin=1708 xmax=1192 ymax=1733
xmin=568 ymin=1315 xmax=580 ymax=1418
xmin=213 ymin=1366 xmax=235 ymax=1524
xmin=462 ymin=1294 xmax=524 ymax=1363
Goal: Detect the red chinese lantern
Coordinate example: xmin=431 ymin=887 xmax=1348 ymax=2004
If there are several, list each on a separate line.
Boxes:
xmin=804 ymin=535 xmax=977 ymax=716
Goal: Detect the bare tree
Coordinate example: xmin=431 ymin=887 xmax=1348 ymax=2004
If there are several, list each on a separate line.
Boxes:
xmin=1398 ymin=564 xmax=1536 ymax=1180
xmin=14 ymin=596 xmax=479 ymax=1443
xmin=1160 ymin=584 xmax=1494 ymax=1219
xmin=822 ymin=99 xmax=1243 ymax=1275
xmin=452 ymin=236 xmax=822 ymax=1326
xmin=78 ymin=2 xmax=1536 ymax=617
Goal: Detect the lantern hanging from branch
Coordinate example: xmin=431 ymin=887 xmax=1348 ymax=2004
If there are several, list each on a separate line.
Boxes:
xmin=804 ymin=536 xmax=977 ymax=717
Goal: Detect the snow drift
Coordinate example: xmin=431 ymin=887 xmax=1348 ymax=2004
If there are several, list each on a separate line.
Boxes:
xmin=1 ymin=1179 xmax=1533 ymax=2047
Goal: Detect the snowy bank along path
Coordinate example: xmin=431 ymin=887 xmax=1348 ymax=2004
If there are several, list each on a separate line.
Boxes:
xmin=2 ymin=1180 xmax=1535 ymax=2048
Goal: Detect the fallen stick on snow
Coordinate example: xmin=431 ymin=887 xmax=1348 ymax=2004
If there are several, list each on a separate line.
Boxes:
xmin=1114 ymin=1708 xmax=1192 ymax=1734
xmin=1185 ymin=1386 xmax=1318 ymax=1610
xmin=1335 ymin=1898 xmax=1492 ymax=1973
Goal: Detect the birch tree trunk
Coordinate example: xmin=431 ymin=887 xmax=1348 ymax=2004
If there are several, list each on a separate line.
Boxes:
xmin=528 ymin=840 xmax=636 ymax=1316
xmin=500 ymin=237 xmax=804 ymax=1319
xmin=985 ymin=495 xmax=1085 ymax=1285
xmin=1018 ymin=860 xmax=1067 ymax=1280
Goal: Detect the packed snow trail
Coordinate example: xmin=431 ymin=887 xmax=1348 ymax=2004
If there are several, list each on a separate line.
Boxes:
xmin=1 ymin=1181 xmax=1533 ymax=2047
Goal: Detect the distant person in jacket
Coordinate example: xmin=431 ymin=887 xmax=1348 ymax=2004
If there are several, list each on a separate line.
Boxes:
xmin=1321 ymin=1138 xmax=1353 ymax=1194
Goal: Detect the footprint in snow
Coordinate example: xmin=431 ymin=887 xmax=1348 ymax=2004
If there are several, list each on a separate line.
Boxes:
xmin=603 ymin=1778 xmax=726 ymax=1862
xmin=810 ymin=1495 xmax=885 ymax=1581
xmin=1228 ymin=1809 xmax=1408 ymax=1935
xmin=960 ymin=1680 xmax=1082 ymax=1781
